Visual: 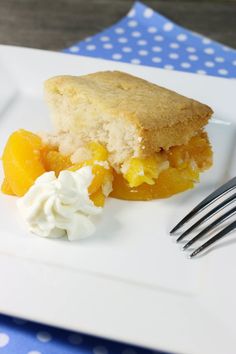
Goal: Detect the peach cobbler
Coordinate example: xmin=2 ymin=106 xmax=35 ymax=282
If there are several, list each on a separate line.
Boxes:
xmin=1 ymin=71 xmax=213 ymax=239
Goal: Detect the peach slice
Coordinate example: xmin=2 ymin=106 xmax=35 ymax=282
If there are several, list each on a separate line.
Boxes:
xmin=43 ymin=150 xmax=72 ymax=176
xmin=2 ymin=129 xmax=46 ymax=196
xmin=69 ymin=162 xmax=110 ymax=195
xmin=111 ymin=167 xmax=198 ymax=201
xmin=90 ymin=188 xmax=106 ymax=207
xmin=1 ymin=178 xmax=15 ymax=196
xmin=87 ymin=141 xmax=108 ymax=161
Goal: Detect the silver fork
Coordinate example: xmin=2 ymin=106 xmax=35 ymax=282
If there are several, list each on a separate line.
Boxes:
xmin=170 ymin=176 xmax=236 ymax=258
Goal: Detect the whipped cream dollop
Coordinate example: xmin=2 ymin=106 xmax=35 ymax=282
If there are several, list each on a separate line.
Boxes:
xmin=17 ymin=167 xmax=102 ymax=240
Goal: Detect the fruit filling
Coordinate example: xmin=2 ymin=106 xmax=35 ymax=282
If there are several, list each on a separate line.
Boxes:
xmin=1 ymin=130 xmax=112 ymax=206
xmin=111 ymin=131 xmax=212 ymax=200
xmin=1 ymin=129 xmax=212 ymax=202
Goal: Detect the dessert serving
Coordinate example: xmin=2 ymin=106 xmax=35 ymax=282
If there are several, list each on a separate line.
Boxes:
xmin=1 ymin=71 xmax=213 ymax=239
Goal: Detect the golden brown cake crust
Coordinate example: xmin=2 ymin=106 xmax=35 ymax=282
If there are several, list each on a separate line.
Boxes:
xmin=45 ymin=71 xmax=213 ymax=157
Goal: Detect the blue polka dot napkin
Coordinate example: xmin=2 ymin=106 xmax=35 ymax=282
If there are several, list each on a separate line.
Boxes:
xmin=1 ymin=2 xmax=235 ymax=354
xmin=0 ymin=314 xmax=166 ymax=354
xmin=64 ymin=1 xmax=236 ymax=78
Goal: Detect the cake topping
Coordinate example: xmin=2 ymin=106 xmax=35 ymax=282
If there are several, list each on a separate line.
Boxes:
xmin=17 ymin=167 xmax=102 ymax=240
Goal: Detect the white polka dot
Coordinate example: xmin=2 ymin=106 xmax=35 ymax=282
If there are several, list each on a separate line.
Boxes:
xmin=128 ymin=8 xmax=136 ymax=18
xmin=232 ymin=60 xmax=236 ymax=66
xmin=130 ymin=59 xmax=141 ymax=65
xmin=12 ymin=318 xmax=27 ymax=325
xmin=0 ymin=333 xmax=9 ymax=347
xmin=115 ymin=27 xmax=125 ymax=34
xmin=122 ymin=349 xmax=137 ymax=354
xmin=154 ymin=35 xmax=164 ymax=42
xmin=186 ymin=47 xmax=196 ymax=53
xmin=143 ymin=8 xmax=154 ymax=18
xmin=202 ymin=38 xmax=211 ymax=44
xmin=137 ymin=39 xmax=147 ymax=46
xmin=100 ymin=36 xmax=110 ymax=42
xmin=138 ymin=50 xmax=148 ymax=56
xmin=204 ymin=47 xmax=215 ymax=55
xmin=205 ymin=61 xmax=215 ymax=67
xmin=188 ymin=54 xmax=199 ymax=61
xmin=128 ymin=20 xmax=138 ymax=27
xmin=28 ymin=351 xmax=42 ymax=354
xmin=131 ymin=31 xmax=141 ymax=38
xmin=68 ymin=333 xmax=83 ymax=345
xmin=103 ymin=43 xmax=113 ymax=49
xmin=85 ymin=37 xmax=92 ymax=42
xmin=152 ymin=46 xmax=162 ymax=52
xmin=169 ymin=42 xmax=179 ymax=49
xmin=122 ymin=47 xmax=132 ymax=53
xmin=193 ymin=32 xmax=201 ymax=38
xmin=222 ymin=46 xmax=230 ymax=51
xmin=152 ymin=57 xmax=162 ymax=63
xmin=163 ymin=22 xmax=174 ymax=31
xmin=118 ymin=37 xmax=128 ymax=43
xmin=218 ymin=69 xmax=228 ymax=75
xmin=69 ymin=46 xmax=80 ymax=53
xmin=169 ymin=53 xmax=179 ymax=59
xmin=181 ymin=62 xmax=191 ymax=68
xmin=93 ymin=346 xmax=108 ymax=354
xmin=112 ymin=53 xmax=122 ymax=60
xmin=148 ymin=26 xmax=157 ymax=33
xmin=215 ymin=57 xmax=225 ymax=63
xmin=197 ymin=70 xmax=207 ymax=75
xmin=177 ymin=34 xmax=187 ymax=41
xmin=86 ymin=44 xmax=96 ymax=51
xmin=36 ymin=331 xmax=52 ymax=343
xmin=164 ymin=65 xmax=174 ymax=70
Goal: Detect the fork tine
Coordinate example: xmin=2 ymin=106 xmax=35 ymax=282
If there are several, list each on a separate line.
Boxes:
xmin=176 ymin=192 xmax=236 ymax=242
xmin=170 ymin=176 xmax=236 ymax=234
xmin=189 ymin=220 xmax=236 ymax=258
xmin=183 ymin=206 xmax=236 ymax=250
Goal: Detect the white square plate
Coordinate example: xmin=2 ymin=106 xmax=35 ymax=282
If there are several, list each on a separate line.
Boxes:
xmin=0 ymin=45 xmax=236 ymax=354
